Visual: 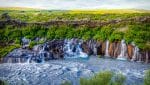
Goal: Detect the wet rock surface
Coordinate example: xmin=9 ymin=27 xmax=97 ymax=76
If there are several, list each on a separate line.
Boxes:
xmin=1 ymin=39 xmax=150 ymax=63
xmin=0 ymin=57 xmax=150 ymax=85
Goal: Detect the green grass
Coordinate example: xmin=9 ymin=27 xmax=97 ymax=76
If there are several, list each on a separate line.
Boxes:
xmin=80 ymin=71 xmax=125 ymax=85
xmin=0 ymin=44 xmax=21 ymax=58
xmin=0 ymin=8 xmax=150 ymax=22
xmin=61 ymin=81 xmax=72 ymax=85
xmin=144 ymin=70 xmax=150 ymax=85
xmin=0 ymin=80 xmax=8 ymax=85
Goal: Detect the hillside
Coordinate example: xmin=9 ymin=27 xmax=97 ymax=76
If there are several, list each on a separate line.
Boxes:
xmin=0 ymin=8 xmax=149 ymax=58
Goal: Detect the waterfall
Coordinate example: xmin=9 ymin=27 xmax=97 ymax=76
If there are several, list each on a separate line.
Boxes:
xmin=117 ymin=40 xmax=128 ymax=60
xmin=131 ymin=45 xmax=139 ymax=61
xmin=26 ymin=55 xmax=32 ymax=63
xmin=22 ymin=37 xmax=31 ymax=48
xmin=37 ymin=44 xmax=48 ymax=63
xmin=26 ymin=44 xmax=51 ymax=63
xmin=105 ymin=40 xmax=110 ymax=57
xmin=89 ymin=40 xmax=97 ymax=55
xmin=64 ymin=39 xmax=88 ymax=58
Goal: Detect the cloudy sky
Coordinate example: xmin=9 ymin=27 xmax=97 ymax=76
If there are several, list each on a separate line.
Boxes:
xmin=0 ymin=0 xmax=150 ymax=10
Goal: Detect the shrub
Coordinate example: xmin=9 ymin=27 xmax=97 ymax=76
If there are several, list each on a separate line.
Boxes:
xmin=80 ymin=71 xmax=126 ymax=85
xmin=0 ymin=44 xmax=20 ymax=58
xmin=0 ymin=80 xmax=7 ymax=85
xmin=29 ymin=41 xmax=37 ymax=48
xmin=144 ymin=70 xmax=150 ymax=85
xmin=14 ymin=38 xmax=21 ymax=44
xmin=109 ymin=32 xmax=124 ymax=42
xmin=80 ymin=71 xmax=113 ymax=85
xmin=61 ymin=81 xmax=72 ymax=85
xmin=47 ymin=27 xmax=56 ymax=39
xmin=111 ymin=73 xmax=126 ymax=85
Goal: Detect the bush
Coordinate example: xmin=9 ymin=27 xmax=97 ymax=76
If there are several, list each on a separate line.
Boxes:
xmin=109 ymin=32 xmax=124 ymax=42
xmin=0 ymin=44 xmax=20 ymax=58
xmin=144 ymin=70 xmax=150 ymax=85
xmin=0 ymin=80 xmax=7 ymax=85
xmin=80 ymin=71 xmax=126 ymax=85
xmin=14 ymin=38 xmax=21 ymax=44
xmin=61 ymin=81 xmax=72 ymax=85
xmin=29 ymin=41 xmax=37 ymax=49
xmin=80 ymin=71 xmax=113 ymax=85
xmin=111 ymin=73 xmax=126 ymax=85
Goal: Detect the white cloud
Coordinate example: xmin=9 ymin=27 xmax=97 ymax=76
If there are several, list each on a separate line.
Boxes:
xmin=0 ymin=0 xmax=150 ymax=10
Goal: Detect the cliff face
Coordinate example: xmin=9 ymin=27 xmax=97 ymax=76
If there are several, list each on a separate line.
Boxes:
xmin=1 ymin=39 xmax=150 ymax=63
xmin=82 ymin=40 xmax=150 ymax=63
xmin=0 ymin=16 xmax=150 ymax=28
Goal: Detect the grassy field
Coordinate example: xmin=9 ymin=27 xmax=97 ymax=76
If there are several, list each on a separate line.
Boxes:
xmin=70 ymin=9 xmax=150 ymax=14
xmin=0 ymin=7 xmax=150 ymax=22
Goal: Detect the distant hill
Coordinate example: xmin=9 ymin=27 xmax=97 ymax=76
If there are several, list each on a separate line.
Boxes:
xmin=70 ymin=9 xmax=150 ymax=14
xmin=0 ymin=7 xmax=150 ymax=14
xmin=0 ymin=7 xmax=41 ymax=11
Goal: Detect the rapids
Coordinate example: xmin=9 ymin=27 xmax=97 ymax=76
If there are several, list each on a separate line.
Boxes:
xmin=0 ymin=57 xmax=150 ymax=85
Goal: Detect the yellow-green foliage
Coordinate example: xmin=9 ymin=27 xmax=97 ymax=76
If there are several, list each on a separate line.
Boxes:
xmin=0 ymin=8 xmax=150 ymax=22
xmin=144 ymin=70 xmax=150 ymax=85
xmin=0 ymin=44 xmax=20 ymax=58
xmin=0 ymin=23 xmax=150 ymax=50
xmin=69 ymin=9 xmax=150 ymax=14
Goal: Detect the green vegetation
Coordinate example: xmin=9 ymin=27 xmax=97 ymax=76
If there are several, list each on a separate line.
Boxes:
xmin=61 ymin=81 xmax=72 ymax=85
xmin=0 ymin=23 xmax=150 ymax=57
xmin=61 ymin=70 xmax=150 ymax=85
xmin=0 ymin=9 xmax=150 ymax=57
xmin=0 ymin=44 xmax=21 ymax=58
xmin=80 ymin=71 xmax=125 ymax=85
xmin=144 ymin=70 xmax=150 ymax=85
xmin=0 ymin=8 xmax=150 ymax=22
xmin=0 ymin=80 xmax=8 ymax=85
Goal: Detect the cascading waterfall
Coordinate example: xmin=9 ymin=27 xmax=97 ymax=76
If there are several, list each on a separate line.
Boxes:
xmin=26 ymin=55 xmax=32 ymax=63
xmin=64 ymin=39 xmax=88 ymax=58
xmin=27 ymin=44 xmax=51 ymax=63
xmin=37 ymin=44 xmax=51 ymax=63
xmin=131 ymin=45 xmax=139 ymax=61
xmin=105 ymin=40 xmax=110 ymax=57
xmin=1 ymin=38 xmax=149 ymax=63
xmin=117 ymin=40 xmax=128 ymax=60
xmin=89 ymin=40 xmax=97 ymax=55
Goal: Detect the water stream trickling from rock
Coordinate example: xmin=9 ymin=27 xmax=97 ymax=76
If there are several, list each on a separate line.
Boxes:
xmin=105 ymin=40 xmax=110 ymax=57
xmin=64 ymin=39 xmax=88 ymax=59
xmin=117 ymin=40 xmax=128 ymax=60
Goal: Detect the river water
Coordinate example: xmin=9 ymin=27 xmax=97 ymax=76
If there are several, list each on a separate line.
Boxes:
xmin=0 ymin=56 xmax=150 ymax=85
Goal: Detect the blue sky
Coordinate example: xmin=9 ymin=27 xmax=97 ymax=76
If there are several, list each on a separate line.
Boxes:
xmin=0 ymin=0 xmax=150 ymax=10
